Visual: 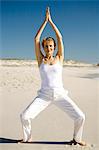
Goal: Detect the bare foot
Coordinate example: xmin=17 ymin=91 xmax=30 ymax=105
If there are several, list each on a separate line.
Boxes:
xmin=71 ymin=139 xmax=87 ymax=146
xmin=17 ymin=139 xmax=24 ymax=144
xmin=18 ymin=139 xmax=32 ymax=144
xmin=78 ymin=141 xmax=87 ymax=146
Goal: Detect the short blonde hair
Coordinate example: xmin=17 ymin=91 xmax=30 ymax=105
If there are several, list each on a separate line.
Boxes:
xmin=42 ymin=37 xmax=56 ymax=50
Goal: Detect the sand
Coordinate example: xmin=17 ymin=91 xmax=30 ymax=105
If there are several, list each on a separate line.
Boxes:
xmin=0 ymin=60 xmax=99 ymax=150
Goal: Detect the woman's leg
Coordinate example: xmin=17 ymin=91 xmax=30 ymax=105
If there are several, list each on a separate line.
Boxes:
xmin=20 ymin=96 xmax=51 ymax=142
xmin=54 ymin=94 xmax=85 ymax=143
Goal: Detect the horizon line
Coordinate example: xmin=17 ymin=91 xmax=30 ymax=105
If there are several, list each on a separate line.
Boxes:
xmin=0 ymin=57 xmax=98 ymax=65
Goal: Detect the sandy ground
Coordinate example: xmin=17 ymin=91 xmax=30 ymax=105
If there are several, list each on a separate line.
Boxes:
xmin=0 ymin=60 xmax=99 ymax=150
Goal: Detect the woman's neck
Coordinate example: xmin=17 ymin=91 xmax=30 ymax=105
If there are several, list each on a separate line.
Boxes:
xmin=45 ymin=55 xmax=53 ymax=60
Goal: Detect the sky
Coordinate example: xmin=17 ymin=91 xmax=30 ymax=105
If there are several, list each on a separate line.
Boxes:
xmin=0 ymin=0 xmax=99 ymax=64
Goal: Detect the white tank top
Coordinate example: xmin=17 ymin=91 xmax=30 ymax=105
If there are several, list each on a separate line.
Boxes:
xmin=39 ymin=61 xmax=63 ymax=90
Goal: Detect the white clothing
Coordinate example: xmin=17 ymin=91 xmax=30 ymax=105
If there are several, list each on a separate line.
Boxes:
xmin=20 ymin=61 xmax=85 ymax=142
xmin=39 ymin=61 xmax=63 ymax=89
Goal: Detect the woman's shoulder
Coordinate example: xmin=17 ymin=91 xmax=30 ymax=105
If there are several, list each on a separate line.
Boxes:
xmin=55 ymin=55 xmax=63 ymax=65
xmin=38 ymin=56 xmax=46 ymax=67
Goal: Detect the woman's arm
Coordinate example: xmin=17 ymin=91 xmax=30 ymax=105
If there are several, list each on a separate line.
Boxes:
xmin=48 ymin=8 xmax=64 ymax=63
xmin=34 ymin=8 xmax=49 ymax=66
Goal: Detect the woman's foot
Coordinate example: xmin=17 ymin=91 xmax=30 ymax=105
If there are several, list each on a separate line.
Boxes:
xmin=77 ymin=141 xmax=87 ymax=146
xmin=18 ymin=138 xmax=32 ymax=143
xmin=18 ymin=139 xmax=24 ymax=143
xmin=71 ymin=139 xmax=87 ymax=146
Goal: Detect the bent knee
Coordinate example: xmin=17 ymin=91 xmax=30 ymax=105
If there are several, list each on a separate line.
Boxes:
xmin=75 ymin=112 xmax=85 ymax=123
xmin=79 ymin=113 xmax=85 ymax=122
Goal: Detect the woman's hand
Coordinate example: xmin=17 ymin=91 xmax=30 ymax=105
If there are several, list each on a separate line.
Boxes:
xmin=45 ymin=7 xmax=49 ymax=22
xmin=45 ymin=7 xmax=52 ymax=22
xmin=47 ymin=7 xmax=52 ymax=23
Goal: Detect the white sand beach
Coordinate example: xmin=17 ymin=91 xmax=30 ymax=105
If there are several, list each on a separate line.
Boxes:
xmin=0 ymin=59 xmax=99 ymax=150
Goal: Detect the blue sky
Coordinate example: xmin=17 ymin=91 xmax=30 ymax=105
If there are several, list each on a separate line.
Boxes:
xmin=0 ymin=0 xmax=99 ymax=63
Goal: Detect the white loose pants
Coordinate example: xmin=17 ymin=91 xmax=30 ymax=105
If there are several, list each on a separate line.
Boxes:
xmin=20 ymin=88 xmax=85 ymax=142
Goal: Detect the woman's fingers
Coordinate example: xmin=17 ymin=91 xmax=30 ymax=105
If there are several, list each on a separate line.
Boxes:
xmin=45 ymin=7 xmax=52 ymax=22
xmin=46 ymin=7 xmax=50 ymax=13
xmin=45 ymin=7 xmax=49 ymax=21
xmin=47 ymin=7 xmax=50 ymax=14
xmin=48 ymin=10 xmax=52 ymax=22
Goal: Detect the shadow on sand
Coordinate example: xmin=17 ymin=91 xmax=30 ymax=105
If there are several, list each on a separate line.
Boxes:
xmin=0 ymin=137 xmax=72 ymax=145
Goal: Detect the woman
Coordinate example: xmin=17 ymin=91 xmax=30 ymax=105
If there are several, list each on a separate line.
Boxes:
xmin=19 ymin=7 xmax=86 ymax=146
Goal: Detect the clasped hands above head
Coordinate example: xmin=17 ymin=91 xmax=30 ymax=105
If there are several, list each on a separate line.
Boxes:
xmin=45 ymin=7 xmax=52 ymax=22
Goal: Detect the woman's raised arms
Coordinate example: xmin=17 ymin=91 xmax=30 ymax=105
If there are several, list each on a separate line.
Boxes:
xmin=48 ymin=8 xmax=64 ymax=63
xmin=34 ymin=8 xmax=49 ymax=67
xmin=34 ymin=7 xmax=64 ymax=66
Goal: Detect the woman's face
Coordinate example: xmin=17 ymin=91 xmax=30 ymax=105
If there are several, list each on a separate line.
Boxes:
xmin=43 ymin=40 xmax=55 ymax=57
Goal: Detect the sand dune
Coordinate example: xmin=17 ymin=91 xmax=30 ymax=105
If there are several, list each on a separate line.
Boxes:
xmin=0 ymin=59 xmax=97 ymax=67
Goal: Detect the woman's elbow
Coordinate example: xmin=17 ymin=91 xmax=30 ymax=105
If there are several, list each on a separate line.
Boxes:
xmin=34 ymin=36 xmax=40 ymax=42
xmin=57 ymin=34 xmax=63 ymax=39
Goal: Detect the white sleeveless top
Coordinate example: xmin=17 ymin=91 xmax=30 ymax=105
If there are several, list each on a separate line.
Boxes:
xmin=39 ymin=61 xmax=63 ymax=90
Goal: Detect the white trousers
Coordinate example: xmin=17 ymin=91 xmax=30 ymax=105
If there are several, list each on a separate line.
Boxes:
xmin=20 ymin=88 xmax=85 ymax=142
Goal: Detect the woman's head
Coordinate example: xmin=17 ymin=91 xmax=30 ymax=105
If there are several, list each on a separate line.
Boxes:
xmin=42 ymin=37 xmax=56 ymax=57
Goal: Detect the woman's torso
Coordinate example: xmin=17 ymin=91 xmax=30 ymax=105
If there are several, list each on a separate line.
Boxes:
xmin=39 ymin=58 xmax=63 ymax=90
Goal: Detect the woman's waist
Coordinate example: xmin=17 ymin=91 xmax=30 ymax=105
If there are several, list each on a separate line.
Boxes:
xmin=37 ymin=87 xmax=68 ymax=97
xmin=41 ymin=79 xmax=63 ymax=88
